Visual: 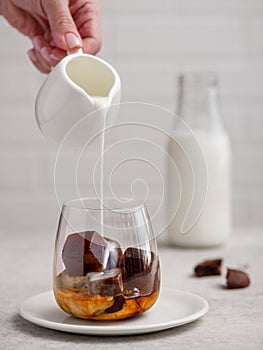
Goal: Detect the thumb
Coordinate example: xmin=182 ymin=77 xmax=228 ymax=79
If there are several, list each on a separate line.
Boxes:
xmin=43 ymin=1 xmax=82 ymax=51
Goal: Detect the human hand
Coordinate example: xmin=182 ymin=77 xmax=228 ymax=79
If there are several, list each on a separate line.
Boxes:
xmin=0 ymin=0 xmax=102 ymax=73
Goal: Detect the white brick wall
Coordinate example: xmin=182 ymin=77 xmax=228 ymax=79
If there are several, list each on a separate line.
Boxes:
xmin=0 ymin=1 xmax=263 ymax=231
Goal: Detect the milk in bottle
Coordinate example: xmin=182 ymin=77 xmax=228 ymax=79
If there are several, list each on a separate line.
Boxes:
xmin=167 ymin=73 xmax=232 ymax=247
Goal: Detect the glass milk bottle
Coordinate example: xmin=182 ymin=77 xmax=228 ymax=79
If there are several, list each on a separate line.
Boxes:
xmin=167 ymin=72 xmax=232 ymax=247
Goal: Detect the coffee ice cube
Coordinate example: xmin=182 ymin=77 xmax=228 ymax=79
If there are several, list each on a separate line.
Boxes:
xmin=124 ymin=247 xmax=153 ymax=278
xmin=84 ymin=268 xmax=123 ymax=296
xmin=105 ymin=237 xmax=123 ymax=270
xmin=62 ymin=231 xmax=108 ymax=276
xmin=123 ymin=248 xmax=158 ymax=295
xmin=56 ymin=270 xmax=87 ymax=289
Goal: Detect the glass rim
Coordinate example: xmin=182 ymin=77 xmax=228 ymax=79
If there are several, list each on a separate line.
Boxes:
xmin=62 ymin=197 xmax=146 ymax=213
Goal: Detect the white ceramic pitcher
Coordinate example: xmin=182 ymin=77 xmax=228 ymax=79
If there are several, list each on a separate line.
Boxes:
xmin=35 ymin=50 xmax=121 ymax=145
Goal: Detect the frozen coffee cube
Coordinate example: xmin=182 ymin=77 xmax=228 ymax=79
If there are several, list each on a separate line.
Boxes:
xmin=57 ymin=270 xmax=87 ymax=288
xmin=124 ymin=247 xmax=153 ymax=278
xmin=85 ymin=268 xmax=123 ymax=296
xmin=123 ymin=248 xmax=157 ymax=296
xmin=62 ymin=231 xmax=108 ymax=276
xmin=105 ymin=237 xmax=123 ymax=270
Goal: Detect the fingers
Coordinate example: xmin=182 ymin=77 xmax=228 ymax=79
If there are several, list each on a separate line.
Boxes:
xmin=42 ymin=0 xmax=82 ymax=52
xmin=28 ymin=36 xmax=67 ymax=74
xmin=49 ymin=48 xmax=67 ymax=62
xmin=82 ymin=36 xmax=102 ymax=55
xmin=27 ymin=49 xmax=49 ymax=74
xmin=1 ymin=4 xmax=42 ymax=38
xmin=71 ymin=0 xmax=102 ymax=54
xmin=78 ymin=15 xmax=102 ymax=54
xmin=24 ymin=0 xmax=102 ymax=74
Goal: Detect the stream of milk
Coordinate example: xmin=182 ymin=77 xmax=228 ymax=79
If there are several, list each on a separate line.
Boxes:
xmin=92 ymin=96 xmax=110 ymax=235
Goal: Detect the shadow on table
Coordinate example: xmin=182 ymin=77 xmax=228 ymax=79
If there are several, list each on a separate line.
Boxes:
xmin=11 ymin=313 xmax=203 ymax=343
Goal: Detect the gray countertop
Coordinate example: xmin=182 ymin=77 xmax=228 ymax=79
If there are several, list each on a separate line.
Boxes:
xmin=1 ymin=228 xmax=262 ymax=349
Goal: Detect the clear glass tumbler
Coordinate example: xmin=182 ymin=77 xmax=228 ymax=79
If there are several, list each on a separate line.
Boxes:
xmin=53 ymin=198 xmax=160 ymax=320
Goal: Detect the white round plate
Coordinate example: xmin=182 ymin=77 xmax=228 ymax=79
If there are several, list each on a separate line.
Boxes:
xmin=19 ymin=288 xmax=208 ymax=336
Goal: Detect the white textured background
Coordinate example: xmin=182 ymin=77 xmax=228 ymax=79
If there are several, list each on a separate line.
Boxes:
xmin=0 ymin=0 xmax=262 ymax=232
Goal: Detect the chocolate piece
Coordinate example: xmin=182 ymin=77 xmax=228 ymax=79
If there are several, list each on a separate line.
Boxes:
xmin=194 ymin=258 xmax=222 ymax=277
xmin=226 ymin=268 xmax=250 ymax=289
xmin=105 ymin=295 xmax=125 ymax=314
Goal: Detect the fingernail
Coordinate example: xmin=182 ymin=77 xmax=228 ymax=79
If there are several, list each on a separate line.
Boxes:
xmin=65 ymin=32 xmax=82 ymax=49
xmin=27 ymin=49 xmax=37 ymax=62
xmin=40 ymin=47 xmax=52 ymax=63
xmin=32 ymin=36 xmax=42 ymax=51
